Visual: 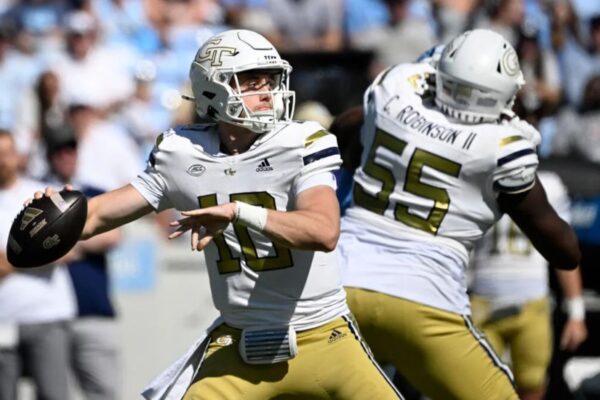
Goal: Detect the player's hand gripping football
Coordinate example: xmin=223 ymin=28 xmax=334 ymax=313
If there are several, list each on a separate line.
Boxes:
xmin=169 ymin=203 xmax=237 ymax=251
xmin=24 ymin=184 xmax=74 ymax=206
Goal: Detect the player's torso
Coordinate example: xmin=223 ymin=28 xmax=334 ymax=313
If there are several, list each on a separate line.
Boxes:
xmin=340 ymin=64 xmax=539 ymax=314
xmin=154 ymin=122 xmax=347 ymax=330
xmin=350 ymin=64 xmax=511 ymax=254
xmin=157 ymin=125 xmax=298 ymax=212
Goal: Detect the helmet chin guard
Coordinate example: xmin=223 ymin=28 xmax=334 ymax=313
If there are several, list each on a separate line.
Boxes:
xmin=434 ymin=29 xmax=525 ymax=124
xmin=189 ymin=30 xmax=295 ymax=133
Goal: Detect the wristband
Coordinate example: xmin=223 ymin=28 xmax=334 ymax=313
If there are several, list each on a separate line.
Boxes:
xmin=563 ymin=297 xmax=585 ymax=321
xmin=234 ymin=201 xmax=268 ymax=231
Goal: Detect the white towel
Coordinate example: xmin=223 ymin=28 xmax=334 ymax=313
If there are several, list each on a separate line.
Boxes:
xmin=141 ymin=317 xmax=223 ymax=400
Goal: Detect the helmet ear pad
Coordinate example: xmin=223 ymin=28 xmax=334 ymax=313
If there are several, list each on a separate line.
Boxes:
xmin=189 ymin=29 xmax=295 ymax=133
xmin=434 ymin=29 xmax=524 ymax=123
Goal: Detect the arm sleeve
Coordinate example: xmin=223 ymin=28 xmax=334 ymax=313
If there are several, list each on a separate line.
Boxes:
xmin=493 ymin=134 xmax=539 ymax=194
xmin=296 ymin=125 xmax=342 ymax=182
xmin=294 ymin=171 xmax=337 ymax=195
xmin=131 ymin=135 xmax=173 ymax=212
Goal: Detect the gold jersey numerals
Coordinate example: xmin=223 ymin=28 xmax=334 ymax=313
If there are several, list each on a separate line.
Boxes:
xmin=354 ymin=128 xmax=461 ymax=235
xmin=198 ymin=193 xmax=293 ymax=274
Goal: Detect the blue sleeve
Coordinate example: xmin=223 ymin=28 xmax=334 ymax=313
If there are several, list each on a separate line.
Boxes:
xmin=334 ymin=169 xmax=354 ymax=216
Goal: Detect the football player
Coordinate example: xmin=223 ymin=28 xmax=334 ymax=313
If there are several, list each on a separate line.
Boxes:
xmin=31 ymin=30 xmax=402 ymax=399
xmin=331 ymin=29 xmax=581 ymax=400
xmin=470 ymin=170 xmax=587 ymax=400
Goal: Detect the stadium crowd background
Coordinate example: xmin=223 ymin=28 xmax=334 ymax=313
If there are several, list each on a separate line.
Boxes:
xmin=0 ymin=0 xmax=600 ymax=399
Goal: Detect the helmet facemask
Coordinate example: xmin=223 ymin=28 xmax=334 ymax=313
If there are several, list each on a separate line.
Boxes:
xmin=223 ymin=68 xmax=295 ymax=133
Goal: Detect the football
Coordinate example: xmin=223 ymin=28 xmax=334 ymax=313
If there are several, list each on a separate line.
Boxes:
xmin=6 ymin=190 xmax=88 ymax=268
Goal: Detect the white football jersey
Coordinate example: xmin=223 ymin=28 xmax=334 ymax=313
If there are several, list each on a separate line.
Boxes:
xmin=339 ymin=63 xmax=539 ymax=314
xmin=469 ymin=171 xmax=570 ymax=304
xmin=133 ymin=121 xmax=348 ymax=331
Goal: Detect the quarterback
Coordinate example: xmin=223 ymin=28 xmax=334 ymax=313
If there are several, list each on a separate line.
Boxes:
xmin=470 ymin=170 xmax=587 ymax=400
xmin=30 ymin=30 xmax=401 ymax=399
xmin=331 ymin=29 xmax=581 ymax=400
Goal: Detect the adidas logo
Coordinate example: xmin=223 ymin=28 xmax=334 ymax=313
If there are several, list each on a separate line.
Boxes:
xmin=256 ymin=158 xmax=274 ymax=172
xmin=328 ymin=329 xmax=347 ymax=344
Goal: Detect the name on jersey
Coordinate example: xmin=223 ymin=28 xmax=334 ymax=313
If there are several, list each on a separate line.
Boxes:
xmin=387 ymin=104 xmax=477 ymax=150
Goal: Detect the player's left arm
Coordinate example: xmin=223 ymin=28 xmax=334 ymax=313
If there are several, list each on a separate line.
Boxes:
xmin=555 ymin=267 xmax=588 ymax=350
xmin=169 ymin=184 xmax=340 ymax=253
xmin=498 ymin=179 xmax=581 ymax=270
xmin=257 ymin=184 xmax=340 ymax=251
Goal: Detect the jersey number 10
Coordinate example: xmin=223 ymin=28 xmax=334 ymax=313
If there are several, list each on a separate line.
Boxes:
xmin=198 ymin=192 xmax=293 ymax=274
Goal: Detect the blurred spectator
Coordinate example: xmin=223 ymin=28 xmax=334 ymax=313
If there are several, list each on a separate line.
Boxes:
xmin=139 ymin=2 xmax=222 ymax=130
xmin=0 ymin=22 xmax=42 ymax=145
xmin=0 ymin=129 xmax=75 ymax=400
xmin=558 ymin=13 xmax=600 ymax=107
xmin=118 ymin=60 xmax=172 ymax=153
xmin=92 ymin=0 xmax=159 ymax=54
xmin=514 ymin=24 xmax=562 ymax=125
xmin=221 ymin=0 xmax=268 ymax=29
xmin=33 ymin=71 xmax=65 ymax=140
xmin=146 ymin=0 xmax=224 ymax=29
xmin=476 ymin=0 xmax=526 ymax=46
xmin=571 ymin=0 xmax=600 ymax=23
xmin=16 ymin=70 xmax=68 ymax=179
xmin=3 ymin=0 xmax=68 ymax=55
xmin=47 ymin=10 xmax=135 ymax=116
xmin=344 ymin=0 xmax=390 ymax=50
xmin=432 ymin=0 xmax=480 ymax=43
xmin=146 ymin=0 xmax=225 ymax=60
xmin=551 ymin=75 xmax=600 ymax=164
xmin=67 ymin=102 xmax=141 ymax=191
xmin=550 ymin=0 xmax=584 ymax=51
xmin=44 ymin=132 xmax=123 ymax=400
xmin=371 ymin=0 xmax=437 ymax=75
xmin=262 ymin=0 xmax=344 ymax=52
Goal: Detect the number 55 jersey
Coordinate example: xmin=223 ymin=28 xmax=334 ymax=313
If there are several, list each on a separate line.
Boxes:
xmin=133 ymin=121 xmax=348 ymax=331
xmin=339 ymin=62 xmax=539 ymax=315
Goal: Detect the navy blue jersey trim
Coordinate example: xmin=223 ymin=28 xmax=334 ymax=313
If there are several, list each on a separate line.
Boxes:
xmin=493 ymin=180 xmax=534 ymax=193
xmin=497 ymin=148 xmax=535 ymax=166
xmin=302 ymin=147 xmax=339 ymax=166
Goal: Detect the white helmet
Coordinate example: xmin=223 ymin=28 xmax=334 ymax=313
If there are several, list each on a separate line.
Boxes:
xmin=435 ymin=29 xmax=525 ymax=123
xmin=189 ymin=29 xmax=295 ymax=133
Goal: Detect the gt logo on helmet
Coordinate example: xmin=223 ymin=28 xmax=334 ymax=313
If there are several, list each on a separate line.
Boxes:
xmin=197 ymin=47 xmax=238 ymax=67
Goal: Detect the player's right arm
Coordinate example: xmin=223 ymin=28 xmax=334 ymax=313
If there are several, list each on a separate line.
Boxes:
xmin=497 ymin=180 xmax=580 ymax=270
xmin=81 ymin=184 xmax=154 ymax=239
xmin=31 ymin=184 xmax=154 ymax=240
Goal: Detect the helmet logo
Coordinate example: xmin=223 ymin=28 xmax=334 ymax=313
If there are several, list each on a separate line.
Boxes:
xmin=197 ymin=43 xmax=239 ymax=67
xmin=501 ymin=48 xmax=520 ymax=76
